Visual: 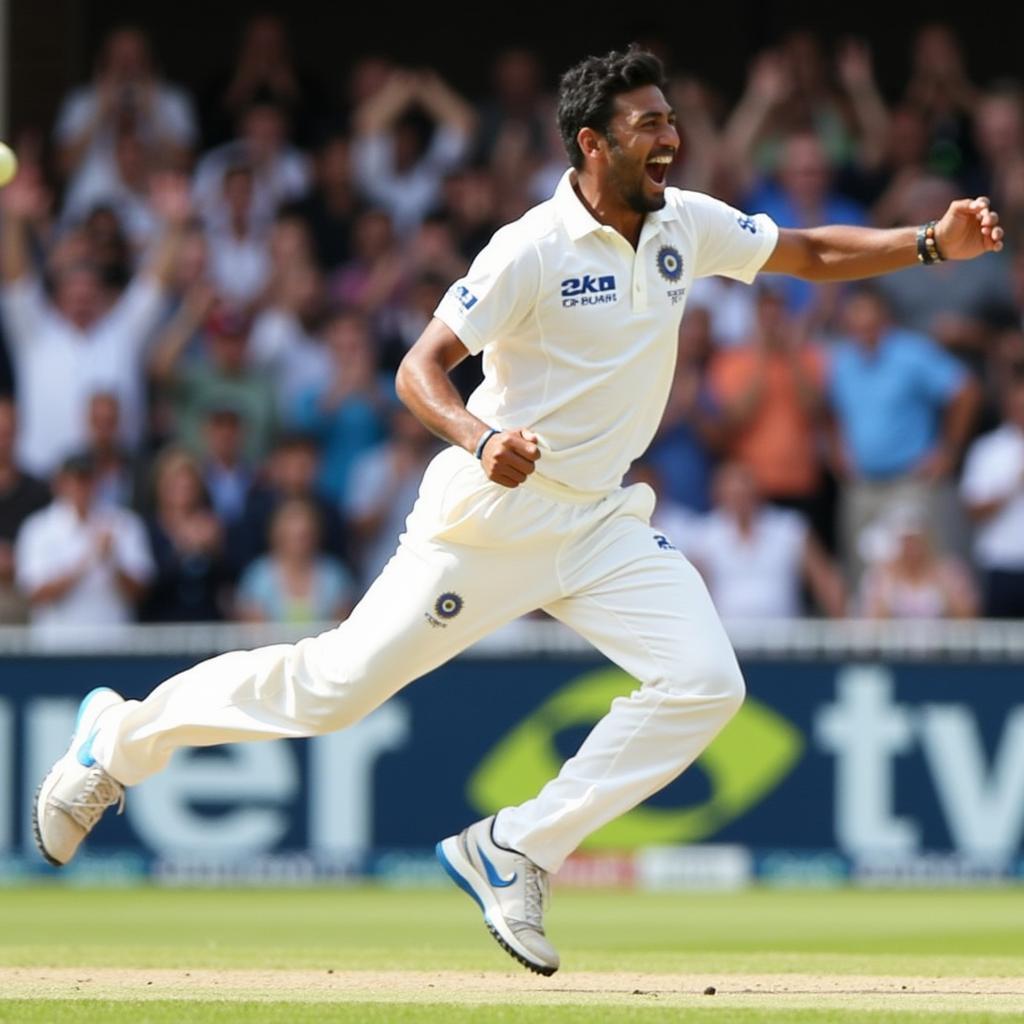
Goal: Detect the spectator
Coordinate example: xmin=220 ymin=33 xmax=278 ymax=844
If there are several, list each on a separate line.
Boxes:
xmin=875 ymin=177 xmax=1015 ymax=362
xmin=232 ymin=432 xmax=349 ymax=576
xmin=863 ymin=105 xmax=935 ymax=225
xmin=150 ymin=299 xmax=276 ymax=464
xmin=202 ymin=13 xmax=327 ymax=148
xmin=199 ymin=404 xmax=254 ymax=528
xmin=724 ymin=37 xmax=885 ymax=185
xmin=475 ymin=48 xmax=549 ymax=167
xmin=352 ymin=69 xmax=475 ymax=234
xmin=346 ymin=407 xmax=441 ymax=586
xmin=290 ymin=310 xmax=389 ymax=504
xmin=53 ymin=26 xmax=196 ymax=192
xmin=968 ymin=84 xmax=1024 ymax=242
xmin=85 ymin=391 xmax=144 ymax=509
xmin=644 ymin=308 xmax=725 ymax=513
xmin=248 ymin=260 xmax=330 ymax=415
xmin=141 ymin=447 xmax=225 ymax=622
xmin=15 ymin=452 xmax=153 ymax=633
xmin=235 ymin=497 xmax=355 ymax=623
xmin=61 ymin=127 xmax=161 ymax=256
xmin=81 ymin=206 xmax=133 ymax=289
xmin=203 ymin=163 xmax=270 ymax=307
xmin=440 ymin=166 xmax=500 ymax=262
xmin=859 ymin=503 xmax=977 ymax=619
xmin=960 ymin=373 xmax=1024 ymax=616
xmin=193 ymin=100 xmax=311 ymax=234
xmin=827 ymin=286 xmax=981 ymax=581
xmin=744 ymin=131 xmax=867 ymax=315
xmin=0 ymin=169 xmax=190 ymax=476
xmin=903 ymin=23 xmax=979 ymax=181
xmin=710 ymin=281 xmax=826 ymax=522
xmin=686 ymin=462 xmax=845 ymax=620
xmin=289 ymin=133 xmax=361 ymax=271
xmin=329 ymin=208 xmax=403 ymax=319
xmin=0 ymin=397 xmax=50 ymax=623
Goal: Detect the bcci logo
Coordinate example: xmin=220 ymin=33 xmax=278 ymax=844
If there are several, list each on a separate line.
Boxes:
xmin=434 ymin=592 xmax=464 ymax=620
xmin=656 ymin=245 xmax=684 ymax=283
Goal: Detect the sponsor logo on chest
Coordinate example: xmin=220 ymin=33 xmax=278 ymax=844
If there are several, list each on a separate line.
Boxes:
xmin=560 ymin=274 xmax=617 ymax=308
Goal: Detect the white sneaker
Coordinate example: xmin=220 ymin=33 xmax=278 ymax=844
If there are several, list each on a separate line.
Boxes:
xmin=33 ymin=687 xmax=126 ymax=867
xmin=437 ymin=815 xmax=560 ymax=976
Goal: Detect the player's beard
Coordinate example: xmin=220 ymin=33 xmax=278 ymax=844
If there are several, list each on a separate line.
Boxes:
xmin=606 ymin=132 xmax=666 ymax=214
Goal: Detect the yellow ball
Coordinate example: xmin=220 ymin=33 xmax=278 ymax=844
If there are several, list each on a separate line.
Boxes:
xmin=0 ymin=143 xmax=18 ymax=187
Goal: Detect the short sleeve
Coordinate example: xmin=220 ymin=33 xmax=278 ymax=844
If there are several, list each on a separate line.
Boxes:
xmin=683 ymin=192 xmax=779 ymax=284
xmin=433 ymin=225 xmax=540 ymax=355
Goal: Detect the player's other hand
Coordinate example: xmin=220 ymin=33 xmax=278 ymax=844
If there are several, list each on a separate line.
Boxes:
xmin=935 ymin=196 xmax=1004 ymax=259
xmin=482 ymin=428 xmax=541 ymax=488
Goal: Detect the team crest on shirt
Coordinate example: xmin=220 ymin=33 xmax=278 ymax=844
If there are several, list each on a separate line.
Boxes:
xmin=655 ymin=245 xmax=684 ymax=283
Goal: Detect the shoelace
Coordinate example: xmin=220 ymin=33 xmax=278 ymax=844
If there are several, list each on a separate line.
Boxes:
xmin=521 ymin=861 xmax=549 ymax=932
xmin=67 ymin=769 xmax=125 ymax=830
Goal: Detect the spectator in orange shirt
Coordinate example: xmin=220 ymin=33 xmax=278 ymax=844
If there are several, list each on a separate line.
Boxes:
xmin=709 ymin=280 xmax=827 ymax=528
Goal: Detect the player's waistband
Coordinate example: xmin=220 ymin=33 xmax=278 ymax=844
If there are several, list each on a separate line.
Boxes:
xmin=521 ymin=469 xmax=611 ymax=505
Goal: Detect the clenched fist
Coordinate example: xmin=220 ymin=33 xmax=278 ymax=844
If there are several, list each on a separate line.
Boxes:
xmin=480 ymin=428 xmax=541 ymax=488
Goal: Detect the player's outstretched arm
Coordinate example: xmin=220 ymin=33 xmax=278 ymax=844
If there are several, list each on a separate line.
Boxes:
xmin=396 ymin=317 xmax=540 ymax=488
xmin=763 ymin=197 xmax=1004 ymax=282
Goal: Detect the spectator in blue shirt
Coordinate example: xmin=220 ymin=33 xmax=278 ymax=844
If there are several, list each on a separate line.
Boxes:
xmin=745 ymin=132 xmax=867 ymax=316
xmin=828 ymin=285 xmax=980 ymax=582
xmin=290 ymin=310 xmax=390 ymax=505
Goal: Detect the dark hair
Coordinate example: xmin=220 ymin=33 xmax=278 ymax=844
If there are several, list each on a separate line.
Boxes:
xmin=557 ymin=46 xmax=667 ymax=170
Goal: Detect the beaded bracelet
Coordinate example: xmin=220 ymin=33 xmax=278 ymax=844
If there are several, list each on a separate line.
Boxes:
xmin=917 ymin=220 xmax=945 ymax=265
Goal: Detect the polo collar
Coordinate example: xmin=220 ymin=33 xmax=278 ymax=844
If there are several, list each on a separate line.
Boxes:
xmin=554 ymin=168 xmax=674 ymax=242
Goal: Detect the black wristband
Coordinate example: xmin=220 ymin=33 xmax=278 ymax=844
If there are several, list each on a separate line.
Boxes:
xmin=474 ymin=428 xmax=499 ymax=460
xmin=916 ymin=220 xmax=944 ymax=265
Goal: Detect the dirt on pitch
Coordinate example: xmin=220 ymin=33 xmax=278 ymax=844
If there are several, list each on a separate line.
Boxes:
xmin=3 ymin=967 xmax=1024 ymax=1013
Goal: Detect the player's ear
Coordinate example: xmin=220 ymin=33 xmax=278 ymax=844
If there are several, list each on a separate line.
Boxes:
xmin=577 ymin=126 xmax=605 ymax=163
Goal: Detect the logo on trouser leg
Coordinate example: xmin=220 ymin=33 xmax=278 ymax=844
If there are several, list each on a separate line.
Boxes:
xmin=426 ymin=591 xmax=464 ymax=628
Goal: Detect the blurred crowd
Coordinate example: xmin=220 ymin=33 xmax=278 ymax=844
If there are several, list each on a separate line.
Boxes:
xmin=0 ymin=18 xmax=1023 ymax=633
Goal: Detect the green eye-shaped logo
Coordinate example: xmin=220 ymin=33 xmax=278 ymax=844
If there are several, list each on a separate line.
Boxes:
xmin=468 ymin=667 xmax=803 ymax=847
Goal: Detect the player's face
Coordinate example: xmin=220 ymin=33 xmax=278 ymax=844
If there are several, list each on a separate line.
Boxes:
xmin=602 ymin=85 xmax=679 ymax=214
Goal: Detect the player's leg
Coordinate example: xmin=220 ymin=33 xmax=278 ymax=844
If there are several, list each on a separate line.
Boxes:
xmin=35 ymin=522 xmax=561 ymax=867
xmin=494 ymin=485 xmax=745 ymax=874
xmin=90 ymin=538 xmax=543 ymax=786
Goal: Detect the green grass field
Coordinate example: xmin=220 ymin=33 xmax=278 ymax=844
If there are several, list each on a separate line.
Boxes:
xmin=1 ymin=884 xmax=1023 ymax=1022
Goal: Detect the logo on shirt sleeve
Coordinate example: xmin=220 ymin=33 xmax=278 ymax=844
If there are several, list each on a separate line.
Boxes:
xmin=736 ymin=215 xmax=758 ymax=234
xmin=453 ymin=285 xmax=478 ymax=311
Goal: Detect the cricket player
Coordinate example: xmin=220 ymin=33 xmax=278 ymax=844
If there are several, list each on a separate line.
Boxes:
xmin=35 ymin=47 xmax=1003 ymax=976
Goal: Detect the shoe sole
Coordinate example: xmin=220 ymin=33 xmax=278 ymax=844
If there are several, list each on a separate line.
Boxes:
xmin=32 ymin=687 xmax=123 ymax=868
xmin=436 ymin=837 xmax=558 ymax=977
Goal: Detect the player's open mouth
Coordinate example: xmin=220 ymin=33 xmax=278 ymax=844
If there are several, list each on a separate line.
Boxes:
xmin=645 ymin=155 xmax=672 ymax=186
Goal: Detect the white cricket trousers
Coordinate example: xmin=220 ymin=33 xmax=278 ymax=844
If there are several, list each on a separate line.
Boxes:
xmin=91 ymin=446 xmax=745 ymax=873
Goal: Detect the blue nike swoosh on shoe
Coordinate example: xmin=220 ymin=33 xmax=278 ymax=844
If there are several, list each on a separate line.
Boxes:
xmin=477 ymin=843 xmax=517 ymax=887
xmin=77 ymin=730 xmax=98 ymax=768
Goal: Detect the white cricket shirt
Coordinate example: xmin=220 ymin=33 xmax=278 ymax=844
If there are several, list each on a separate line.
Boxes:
xmin=434 ymin=168 xmax=778 ymax=494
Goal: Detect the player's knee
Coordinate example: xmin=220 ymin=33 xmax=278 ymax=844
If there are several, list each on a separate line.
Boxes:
xmin=662 ymin=655 xmax=745 ymax=719
xmin=716 ymin=665 xmax=746 ymax=719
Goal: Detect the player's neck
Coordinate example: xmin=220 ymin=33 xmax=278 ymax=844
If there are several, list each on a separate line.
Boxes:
xmin=573 ymin=171 xmax=644 ymax=249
